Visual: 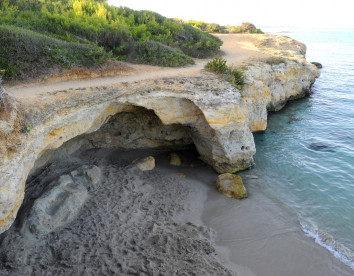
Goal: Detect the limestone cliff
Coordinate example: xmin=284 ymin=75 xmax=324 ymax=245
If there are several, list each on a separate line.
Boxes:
xmin=0 ymin=34 xmax=320 ymax=234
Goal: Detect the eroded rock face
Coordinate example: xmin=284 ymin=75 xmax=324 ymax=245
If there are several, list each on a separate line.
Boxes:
xmin=242 ymin=59 xmax=320 ymax=131
xmin=0 ymin=35 xmax=320 ymax=234
xmin=83 ymin=107 xmax=193 ymax=150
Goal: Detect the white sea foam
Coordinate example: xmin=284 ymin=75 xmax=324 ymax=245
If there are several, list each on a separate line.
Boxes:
xmin=300 ymin=222 xmax=354 ymax=271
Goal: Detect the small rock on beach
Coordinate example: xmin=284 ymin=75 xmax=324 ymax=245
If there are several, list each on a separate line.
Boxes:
xmin=133 ymin=156 xmax=155 ymax=171
xmin=216 ymin=173 xmax=248 ymax=199
xmin=169 ymin=152 xmax=182 ymax=166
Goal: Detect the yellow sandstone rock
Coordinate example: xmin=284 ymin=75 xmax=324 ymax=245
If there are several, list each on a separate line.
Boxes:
xmin=133 ymin=156 xmax=155 ymax=171
xmin=169 ymin=153 xmax=182 ymax=166
xmin=216 ymin=173 xmax=248 ymax=199
xmin=0 ymin=34 xmax=320 ymax=234
xmin=177 ymin=173 xmax=186 ymax=178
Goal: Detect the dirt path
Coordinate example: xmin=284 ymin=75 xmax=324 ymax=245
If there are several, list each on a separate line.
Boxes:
xmin=6 ymin=34 xmax=266 ymax=98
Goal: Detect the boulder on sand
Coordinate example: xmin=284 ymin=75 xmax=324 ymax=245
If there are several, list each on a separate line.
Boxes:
xmin=25 ymin=174 xmax=88 ymax=235
xmin=24 ymin=165 xmax=101 ymax=235
xmin=133 ymin=156 xmax=155 ymax=171
xmin=169 ymin=153 xmax=182 ymax=166
xmin=216 ymin=173 xmax=248 ymax=199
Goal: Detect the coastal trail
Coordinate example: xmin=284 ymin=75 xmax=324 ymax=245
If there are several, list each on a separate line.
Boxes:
xmin=6 ymin=34 xmax=267 ymax=98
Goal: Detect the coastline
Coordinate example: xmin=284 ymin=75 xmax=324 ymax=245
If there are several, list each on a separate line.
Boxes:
xmin=202 ymin=166 xmax=354 ymax=276
xmin=166 ymin=150 xmax=354 ymax=275
xmin=2 ymin=32 xmax=347 ymax=274
xmin=1 ymin=1 xmax=352 ymax=273
xmin=0 ymin=33 xmax=320 ymax=235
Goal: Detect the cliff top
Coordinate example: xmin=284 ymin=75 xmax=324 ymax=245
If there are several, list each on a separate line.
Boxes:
xmin=5 ymin=34 xmax=306 ymax=99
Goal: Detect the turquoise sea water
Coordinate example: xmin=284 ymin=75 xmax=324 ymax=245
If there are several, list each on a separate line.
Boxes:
xmin=253 ymin=28 xmax=354 ymax=269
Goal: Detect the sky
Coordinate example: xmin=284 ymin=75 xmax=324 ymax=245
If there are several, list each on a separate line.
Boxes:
xmin=107 ymin=0 xmax=354 ymax=29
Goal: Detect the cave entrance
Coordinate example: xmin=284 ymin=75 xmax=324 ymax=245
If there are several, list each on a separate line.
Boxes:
xmin=27 ymin=105 xmax=196 ymax=183
xmin=17 ymin=104 xmax=198 ymax=237
xmin=0 ymin=105 xmax=221 ymax=276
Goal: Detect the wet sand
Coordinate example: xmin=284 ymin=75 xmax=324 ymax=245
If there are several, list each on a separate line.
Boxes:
xmin=0 ymin=149 xmax=352 ymax=275
xmin=160 ymin=150 xmax=353 ymax=276
xmin=202 ymin=173 xmax=354 ymax=276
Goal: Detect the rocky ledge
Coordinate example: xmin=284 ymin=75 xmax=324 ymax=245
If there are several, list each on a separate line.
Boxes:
xmin=0 ymin=34 xmax=320 ymax=234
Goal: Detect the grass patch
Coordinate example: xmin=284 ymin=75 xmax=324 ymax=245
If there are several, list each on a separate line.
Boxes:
xmin=264 ymin=56 xmax=287 ymax=65
xmin=205 ymin=57 xmax=245 ymax=89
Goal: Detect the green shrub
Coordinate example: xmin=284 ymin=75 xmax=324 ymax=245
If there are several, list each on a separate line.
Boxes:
xmin=0 ymin=57 xmax=18 ymax=80
xmin=205 ymin=57 xmax=228 ymax=74
xmin=132 ymin=40 xmax=194 ymax=67
xmin=184 ymin=20 xmax=225 ymax=33
xmin=226 ymin=22 xmax=263 ymax=34
xmin=0 ymin=25 xmax=110 ymax=80
xmin=227 ymin=66 xmax=245 ymax=88
xmin=175 ymin=24 xmax=222 ymax=58
xmin=205 ymin=57 xmax=246 ymax=89
xmin=185 ymin=18 xmax=263 ymax=34
xmin=265 ymin=56 xmax=287 ymax=65
xmin=21 ymin=125 xmax=33 ymax=133
xmin=0 ymin=0 xmax=224 ymax=80
xmin=184 ymin=19 xmax=263 ymax=34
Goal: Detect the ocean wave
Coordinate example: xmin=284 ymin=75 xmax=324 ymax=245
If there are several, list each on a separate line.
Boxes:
xmin=300 ymin=222 xmax=354 ymax=271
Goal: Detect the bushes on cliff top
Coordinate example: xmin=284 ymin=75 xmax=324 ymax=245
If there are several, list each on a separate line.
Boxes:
xmin=0 ymin=0 xmax=222 ymax=80
xmin=132 ymin=40 xmax=194 ymax=67
xmin=184 ymin=20 xmax=225 ymax=33
xmin=205 ymin=56 xmax=228 ymax=73
xmin=227 ymin=66 xmax=245 ymax=88
xmin=184 ymin=20 xmax=263 ymax=34
xmin=226 ymin=22 xmax=263 ymax=34
xmin=0 ymin=25 xmax=110 ymax=80
xmin=205 ymin=57 xmax=245 ymax=89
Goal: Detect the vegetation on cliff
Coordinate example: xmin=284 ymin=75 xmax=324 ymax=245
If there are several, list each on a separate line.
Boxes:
xmin=0 ymin=0 xmax=222 ymax=80
xmin=264 ymin=56 xmax=287 ymax=65
xmin=0 ymin=71 xmax=7 ymax=111
xmin=205 ymin=57 xmax=245 ymax=89
xmin=184 ymin=20 xmax=263 ymax=34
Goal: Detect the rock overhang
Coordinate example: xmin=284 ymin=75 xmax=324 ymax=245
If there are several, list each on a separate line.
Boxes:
xmin=0 ymin=37 xmax=320 ymax=234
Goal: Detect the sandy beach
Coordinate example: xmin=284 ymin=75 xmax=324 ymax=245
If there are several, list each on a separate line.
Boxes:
xmin=161 ymin=150 xmax=354 ymax=276
xmin=0 ymin=148 xmax=352 ymax=275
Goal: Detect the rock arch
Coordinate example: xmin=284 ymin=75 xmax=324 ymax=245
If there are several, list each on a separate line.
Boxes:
xmin=0 ymin=93 xmax=255 ymax=234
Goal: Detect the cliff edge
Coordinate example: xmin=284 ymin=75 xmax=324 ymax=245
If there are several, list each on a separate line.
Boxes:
xmin=0 ymin=34 xmax=320 ymax=234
